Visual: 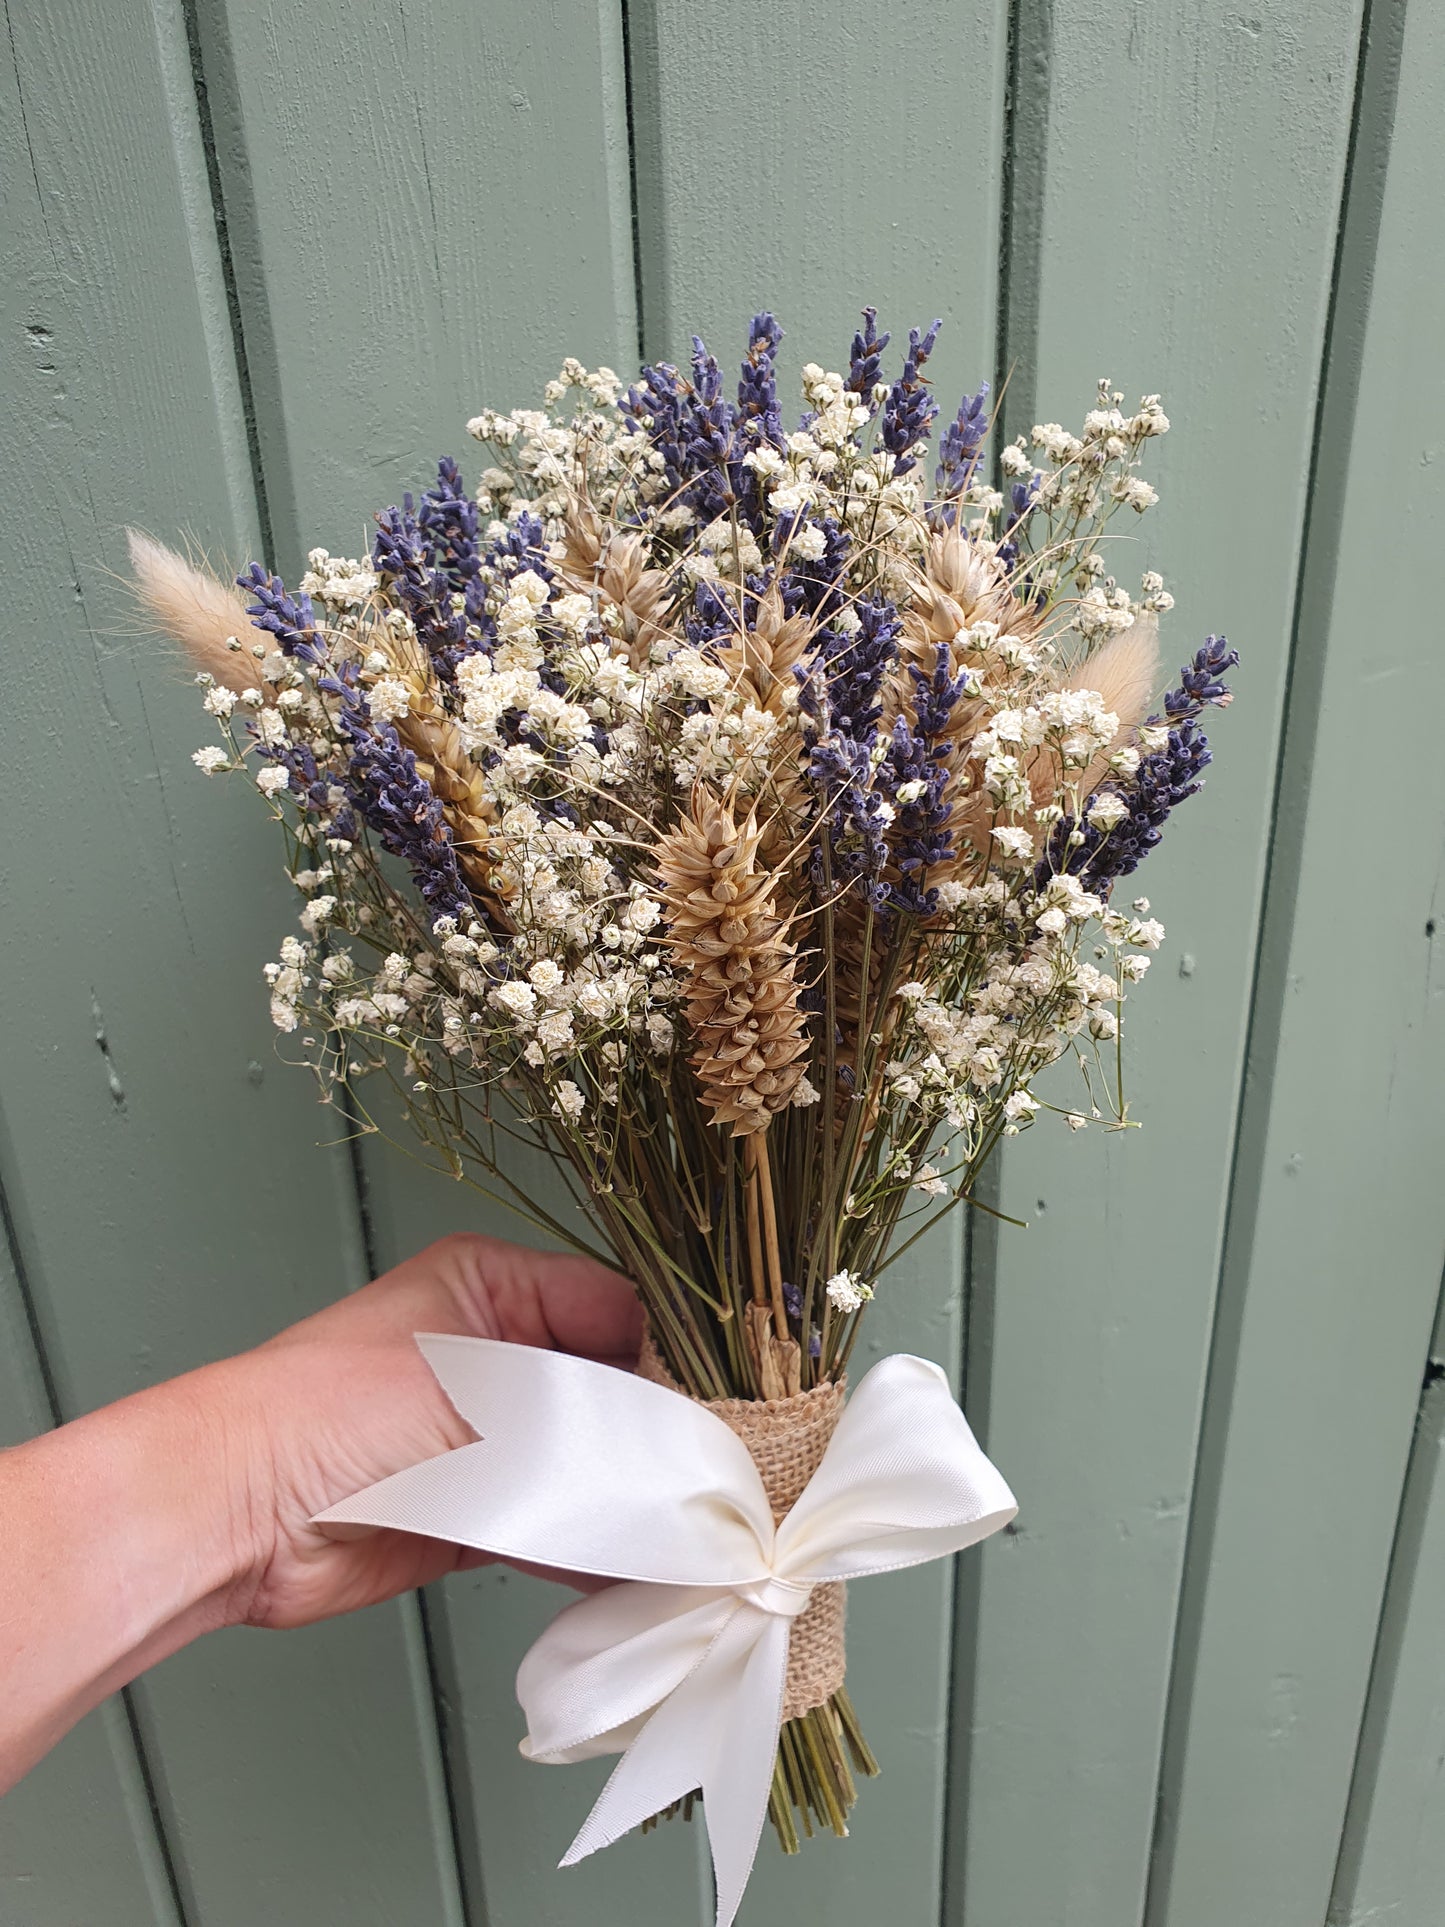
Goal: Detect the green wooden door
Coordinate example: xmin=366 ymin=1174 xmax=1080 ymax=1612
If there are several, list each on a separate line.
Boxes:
xmin=3 ymin=2 xmax=1441 ymax=1923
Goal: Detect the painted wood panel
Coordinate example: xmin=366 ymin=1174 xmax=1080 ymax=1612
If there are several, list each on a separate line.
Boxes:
xmin=0 ymin=1 xmax=464 ymax=1919
xmin=2 ymin=3 xmax=1442 ymax=1924
xmin=1328 ymin=1295 xmax=1445 ymax=1926
xmin=191 ymin=0 xmax=639 ymax=571
xmin=1147 ymin=0 xmax=1445 ymax=1916
xmin=195 ymin=1 xmax=697 ymax=1915
xmin=949 ymin=5 xmax=1370 ymax=1924
xmin=623 ymin=6 xmax=1006 ymax=1918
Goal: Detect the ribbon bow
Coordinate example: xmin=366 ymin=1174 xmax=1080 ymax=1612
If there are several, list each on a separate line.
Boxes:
xmin=317 ymin=1336 xmax=1016 ymax=1926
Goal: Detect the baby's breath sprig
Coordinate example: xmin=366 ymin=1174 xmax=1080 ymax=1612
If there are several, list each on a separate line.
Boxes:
xmin=133 ymin=312 xmax=1237 ymax=1408
xmin=133 ymin=308 xmax=1237 ymax=1851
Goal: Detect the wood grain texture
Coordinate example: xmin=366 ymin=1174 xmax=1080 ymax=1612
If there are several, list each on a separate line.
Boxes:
xmin=1147 ymin=1 xmax=1445 ymax=1916
xmin=947 ymin=6 xmax=1369 ymax=1924
xmin=623 ymin=9 xmax=1007 ymax=1918
xmin=192 ymin=0 xmax=640 ymax=575
xmin=1328 ymin=1298 xmax=1445 ymax=1927
xmin=628 ymin=0 xmax=1010 ymax=448
xmin=0 ymin=2 xmax=464 ymax=1920
xmin=197 ymin=1 xmax=692 ymax=1914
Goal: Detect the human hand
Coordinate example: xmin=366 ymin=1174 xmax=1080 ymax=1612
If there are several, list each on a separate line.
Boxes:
xmin=220 ymin=1233 xmax=642 ymax=1629
xmin=0 ymin=1232 xmax=639 ymax=1790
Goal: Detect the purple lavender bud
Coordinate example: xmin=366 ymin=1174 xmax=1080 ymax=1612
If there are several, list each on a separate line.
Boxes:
xmin=1041 ymin=639 xmax=1238 ymax=891
xmin=935 ymin=381 xmax=990 ymax=504
xmin=237 ymin=563 xmax=323 ymax=665
xmin=238 ymin=562 xmax=471 ymax=921
xmin=1162 ymin=635 xmax=1239 ymax=718
xmin=996 ymin=472 xmax=1040 ymax=571
xmin=880 ymin=320 xmax=943 ymax=474
xmin=845 ymin=307 xmax=891 ymax=410
xmin=736 ymin=312 xmax=784 ymax=445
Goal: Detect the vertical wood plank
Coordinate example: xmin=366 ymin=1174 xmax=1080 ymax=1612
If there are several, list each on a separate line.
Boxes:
xmin=1328 ymin=1293 xmax=1445 ymax=1927
xmin=623 ymin=6 xmax=1008 ymax=1919
xmin=1147 ymin=2 xmax=1445 ymax=1918
xmin=193 ymin=1 xmax=689 ymax=1915
xmin=0 ymin=1204 xmax=180 ymax=1927
xmin=947 ymin=5 xmax=1368 ymax=1923
xmin=630 ymin=0 xmax=1009 ymax=437
xmin=0 ymin=2 xmax=466 ymax=1919
xmin=191 ymin=0 xmax=641 ymax=571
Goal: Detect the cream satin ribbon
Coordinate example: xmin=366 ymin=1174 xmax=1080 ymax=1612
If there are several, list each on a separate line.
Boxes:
xmin=316 ymin=1336 xmax=1016 ymax=1926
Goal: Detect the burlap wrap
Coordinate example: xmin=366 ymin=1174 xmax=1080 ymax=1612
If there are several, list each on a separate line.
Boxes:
xmin=637 ymin=1331 xmax=847 ymax=1721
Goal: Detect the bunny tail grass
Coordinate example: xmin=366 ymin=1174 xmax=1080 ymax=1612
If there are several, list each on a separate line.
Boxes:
xmin=126 ymin=531 xmax=259 ymax=694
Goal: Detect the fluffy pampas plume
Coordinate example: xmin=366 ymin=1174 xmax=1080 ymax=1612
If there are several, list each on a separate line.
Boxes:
xmin=1066 ymin=608 xmax=1161 ymax=729
xmin=126 ymin=531 xmax=259 ymax=694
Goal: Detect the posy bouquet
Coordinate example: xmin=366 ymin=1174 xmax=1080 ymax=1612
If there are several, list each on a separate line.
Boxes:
xmin=133 ymin=310 xmax=1235 ymax=1919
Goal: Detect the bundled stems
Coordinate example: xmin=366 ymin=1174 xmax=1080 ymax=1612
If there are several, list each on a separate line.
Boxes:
xmin=142 ymin=313 xmax=1236 ymax=1863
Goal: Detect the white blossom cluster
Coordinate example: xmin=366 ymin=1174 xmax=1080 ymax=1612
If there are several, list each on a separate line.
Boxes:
xmin=180 ymin=331 xmax=1217 ymax=1381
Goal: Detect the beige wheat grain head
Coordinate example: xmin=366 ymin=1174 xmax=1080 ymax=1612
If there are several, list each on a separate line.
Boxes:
xmin=126 ymin=531 xmax=259 ymax=694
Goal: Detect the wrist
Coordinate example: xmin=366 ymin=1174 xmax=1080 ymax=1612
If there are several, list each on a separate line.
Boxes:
xmin=0 ymin=1355 xmax=267 ymax=1788
xmin=88 ymin=1355 xmax=270 ymax=1639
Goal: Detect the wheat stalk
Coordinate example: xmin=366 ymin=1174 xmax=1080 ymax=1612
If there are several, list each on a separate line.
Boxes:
xmin=655 ymin=789 xmax=811 ymax=1137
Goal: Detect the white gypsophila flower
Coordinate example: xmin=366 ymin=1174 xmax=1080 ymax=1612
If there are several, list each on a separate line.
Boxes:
xmin=912 ymin=1164 xmax=949 ymax=1197
xmin=1035 ymin=906 xmax=1068 ymax=937
xmin=1086 ymin=790 xmax=1130 ymax=832
xmin=533 ymin=1009 xmax=575 ymax=1056
xmin=791 ymin=1075 xmax=821 ymax=1107
xmin=193 ymin=745 xmax=229 ymax=774
xmin=1003 ymin=1090 xmax=1039 ymax=1120
xmin=551 ymin=592 xmax=594 ymax=635
xmin=256 ymin=766 xmax=290 ymax=798
xmin=552 ymin=1079 xmax=585 ymax=1122
xmin=991 ymin=825 xmax=1034 ymax=861
xmin=299 ymin=894 xmax=337 ymax=934
xmin=490 ymin=980 xmax=537 ymax=1022
xmin=203 ymin=685 xmax=238 ymax=718
xmin=334 ymin=997 xmax=382 ymax=1029
xmin=1065 ymin=1112 xmax=1088 ymax=1131
xmin=1115 ymin=476 xmax=1159 ymax=513
xmin=367 ymin=677 xmax=412 ymax=724
xmin=824 ymin=1270 xmax=873 ymax=1315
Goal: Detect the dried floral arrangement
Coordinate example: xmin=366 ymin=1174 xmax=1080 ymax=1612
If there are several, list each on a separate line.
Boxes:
xmin=132 ymin=309 xmax=1236 ymax=1862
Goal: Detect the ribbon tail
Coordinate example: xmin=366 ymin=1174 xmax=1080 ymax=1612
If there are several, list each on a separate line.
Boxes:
xmin=700 ymin=1611 xmax=790 ymax=1927
xmin=559 ymin=1608 xmax=788 ymax=1927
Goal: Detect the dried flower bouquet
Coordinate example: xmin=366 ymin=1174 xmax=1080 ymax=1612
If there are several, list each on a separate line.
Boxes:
xmin=133 ymin=309 xmax=1236 ymax=1852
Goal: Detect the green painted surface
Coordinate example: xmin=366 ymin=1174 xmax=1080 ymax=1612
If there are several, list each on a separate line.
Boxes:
xmin=0 ymin=0 xmax=465 ymax=1919
xmin=950 ymin=5 xmax=1370 ymax=1923
xmin=2 ymin=2 xmax=1442 ymax=1924
xmin=1328 ymin=1297 xmax=1445 ymax=1927
xmin=1147 ymin=2 xmax=1445 ymax=1918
